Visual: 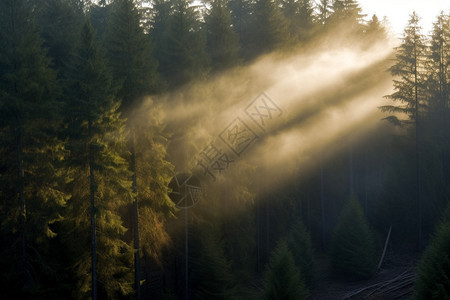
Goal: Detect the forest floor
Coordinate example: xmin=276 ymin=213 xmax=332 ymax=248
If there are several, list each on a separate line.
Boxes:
xmin=309 ymin=251 xmax=420 ymax=299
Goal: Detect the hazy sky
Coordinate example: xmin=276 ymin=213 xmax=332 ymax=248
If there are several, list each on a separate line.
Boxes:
xmin=357 ymin=0 xmax=449 ymax=37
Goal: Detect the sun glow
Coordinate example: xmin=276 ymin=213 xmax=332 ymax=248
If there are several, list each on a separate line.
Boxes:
xmin=145 ymin=30 xmax=397 ymax=191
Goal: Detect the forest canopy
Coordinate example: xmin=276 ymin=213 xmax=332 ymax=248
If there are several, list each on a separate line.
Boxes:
xmin=0 ymin=0 xmax=448 ymax=299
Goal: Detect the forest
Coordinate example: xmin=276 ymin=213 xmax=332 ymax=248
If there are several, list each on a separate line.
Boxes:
xmin=0 ymin=0 xmax=449 ymax=299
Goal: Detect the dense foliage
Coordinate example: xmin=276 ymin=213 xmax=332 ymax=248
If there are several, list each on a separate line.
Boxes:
xmin=330 ymin=194 xmax=376 ymax=279
xmin=0 ymin=0 xmax=448 ymax=298
xmin=414 ymin=213 xmax=450 ymax=299
xmin=264 ymin=240 xmax=308 ymax=300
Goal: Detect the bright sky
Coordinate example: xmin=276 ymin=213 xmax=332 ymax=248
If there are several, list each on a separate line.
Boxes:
xmin=357 ymin=0 xmax=449 ymax=37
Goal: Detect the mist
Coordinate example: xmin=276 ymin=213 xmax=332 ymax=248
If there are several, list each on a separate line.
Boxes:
xmin=142 ymin=30 xmax=397 ymax=195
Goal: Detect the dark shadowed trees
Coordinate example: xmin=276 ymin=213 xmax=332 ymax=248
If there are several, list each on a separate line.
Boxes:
xmin=0 ymin=0 xmax=68 ymax=296
xmin=204 ymin=0 xmax=241 ymax=72
xmin=330 ymin=194 xmax=376 ymax=279
xmin=63 ymin=20 xmax=133 ymax=299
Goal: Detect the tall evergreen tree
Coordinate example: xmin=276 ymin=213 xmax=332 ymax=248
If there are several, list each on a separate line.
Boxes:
xmin=414 ymin=208 xmax=450 ymax=299
xmin=427 ymin=13 xmax=449 ymax=134
xmin=35 ymin=0 xmax=85 ymax=79
xmin=204 ymin=0 xmax=241 ymax=72
xmin=365 ymin=14 xmax=387 ymax=41
xmin=381 ymin=12 xmax=428 ymax=248
xmin=107 ymin=0 xmax=161 ymax=112
xmin=316 ymin=0 xmax=332 ymax=27
xmin=151 ymin=0 xmax=172 ymax=69
xmin=189 ymin=224 xmax=235 ymax=300
xmin=264 ymin=240 xmax=308 ymax=300
xmin=228 ymin=0 xmax=253 ymax=58
xmin=330 ymin=194 xmax=376 ymax=279
xmin=153 ymin=0 xmax=209 ymax=87
xmin=280 ymin=0 xmax=315 ymax=43
xmin=0 ymin=0 xmax=68 ymax=296
xmin=250 ymin=0 xmax=291 ymax=57
xmin=329 ymin=0 xmax=366 ymax=34
xmin=286 ymin=219 xmax=315 ymax=288
xmin=63 ymin=19 xmax=134 ymax=299
xmin=382 ymin=12 xmax=428 ymax=124
xmin=106 ymin=2 xmax=175 ymax=297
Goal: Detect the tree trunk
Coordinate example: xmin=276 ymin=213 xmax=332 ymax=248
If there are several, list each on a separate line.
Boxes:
xmin=320 ymin=162 xmax=326 ymax=249
xmin=130 ymin=132 xmax=141 ymax=300
xmin=413 ymin=37 xmax=422 ymax=250
xmin=89 ymin=120 xmax=98 ymax=300
xmin=17 ymin=122 xmax=28 ymax=284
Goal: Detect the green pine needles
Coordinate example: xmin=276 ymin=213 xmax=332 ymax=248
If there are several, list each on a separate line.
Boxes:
xmin=286 ymin=219 xmax=315 ymax=288
xmin=414 ymin=209 xmax=450 ymax=299
xmin=264 ymin=240 xmax=308 ymax=300
xmin=330 ymin=194 xmax=377 ymax=279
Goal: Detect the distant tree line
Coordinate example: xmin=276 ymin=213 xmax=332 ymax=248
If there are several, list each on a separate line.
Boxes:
xmin=0 ymin=0 xmax=449 ymax=298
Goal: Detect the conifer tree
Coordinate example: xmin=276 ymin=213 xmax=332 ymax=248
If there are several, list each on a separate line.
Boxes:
xmin=0 ymin=0 xmax=68 ymax=296
xmin=280 ymin=0 xmax=315 ymax=43
xmin=286 ymin=219 xmax=315 ymax=288
xmin=189 ymin=224 xmax=235 ymax=300
xmin=382 ymin=12 xmax=428 ymax=125
xmin=427 ymin=13 xmax=449 ymax=131
xmin=250 ymin=0 xmax=291 ymax=56
xmin=35 ymin=0 xmax=85 ymax=79
xmin=329 ymin=0 xmax=366 ymax=34
xmin=316 ymin=0 xmax=332 ymax=27
xmin=414 ymin=208 xmax=450 ymax=299
xmin=330 ymin=194 xmax=376 ymax=279
xmin=204 ymin=0 xmax=241 ymax=72
xmin=107 ymin=0 xmax=161 ymax=112
xmin=264 ymin=240 xmax=308 ymax=300
xmin=153 ymin=0 xmax=209 ymax=87
xmin=365 ymin=14 xmax=387 ymax=42
xmin=63 ymin=19 xmax=134 ymax=299
xmin=151 ymin=0 xmax=172 ymax=68
xmin=381 ymin=12 xmax=428 ymax=248
xmin=106 ymin=2 xmax=175 ymax=297
xmin=228 ymin=0 xmax=253 ymax=58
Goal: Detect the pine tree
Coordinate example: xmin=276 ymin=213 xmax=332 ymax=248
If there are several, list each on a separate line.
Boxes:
xmin=228 ymin=0 xmax=253 ymax=58
xmin=0 ymin=0 xmax=68 ymax=296
xmin=106 ymin=2 xmax=175 ymax=297
xmin=153 ymin=0 xmax=209 ymax=87
xmin=414 ymin=209 xmax=450 ymax=299
xmin=316 ymin=0 xmax=332 ymax=27
xmin=330 ymin=194 xmax=376 ymax=279
xmin=381 ymin=12 xmax=428 ymax=125
xmin=204 ymin=0 xmax=240 ymax=72
xmin=151 ymin=0 xmax=172 ymax=70
xmin=416 ymin=12 xmax=450 ymax=242
xmin=381 ymin=12 xmax=428 ymax=248
xmin=264 ymin=240 xmax=308 ymax=300
xmin=280 ymin=0 xmax=315 ymax=44
xmin=35 ymin=0 xmax=85 ymax=79
xmin=329 ymin=0 xmax=366 ymax=34
xmin=189 ymin=224 xmax=235 ymax=300
xmin=128 ymin=103 xmax=175 ymax=298
xmin=427 ymin=13 xmax=449 ymax=133
xmin=365 ymin=14 xmax=387 ymax=42
xmin=63 ymin=19 xmax=134 ymax=299
xmin=286 ymin=219 xmax=315 ymax=288
xmin=107 ymin=0 xmax=161 ymax=113
xmin=250 ymin=0 xmax=291 ymax=57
